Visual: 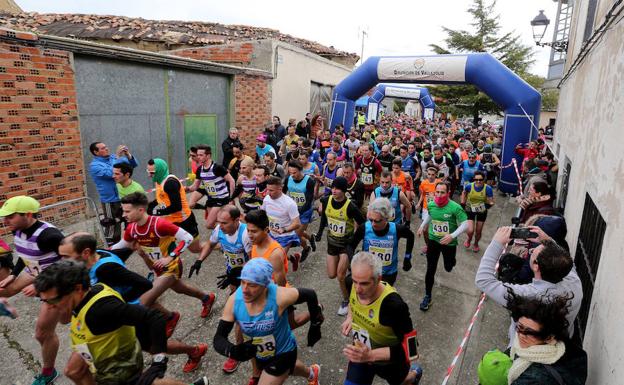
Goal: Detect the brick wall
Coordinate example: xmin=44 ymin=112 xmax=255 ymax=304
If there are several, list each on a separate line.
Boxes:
xmin=234 ymin=73 xmax=272 ymax=152
xmin=171 ymin=42 xmax=255 ymax=65
xmin=0 ymin=28 xmax=86 ymax=230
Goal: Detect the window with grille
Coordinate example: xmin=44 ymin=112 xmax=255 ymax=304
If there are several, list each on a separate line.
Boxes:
xmin=574 ymin=193 xmax=606 ymax=339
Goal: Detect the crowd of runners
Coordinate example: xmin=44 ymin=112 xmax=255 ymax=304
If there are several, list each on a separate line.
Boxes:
xmin=0 ymin=111 xmax=588 ymax=385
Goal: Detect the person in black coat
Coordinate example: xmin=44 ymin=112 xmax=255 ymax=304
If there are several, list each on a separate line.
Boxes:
xmin=221 ymin=127 xmax=244 ymax=167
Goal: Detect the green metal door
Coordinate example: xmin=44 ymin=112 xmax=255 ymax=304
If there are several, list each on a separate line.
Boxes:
xmin=184 ymin=114 xmax=218 ymax=172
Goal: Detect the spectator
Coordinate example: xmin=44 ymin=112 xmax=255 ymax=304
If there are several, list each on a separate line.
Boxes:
xmin=296 ymin=119 xmax=310 ymax=139
xmin=272 ymin=115 xmax=287 ymax=142
xmin=88 ymin=141 xmax=138 ymax=244
xmin=221 ymin=127 xmax=244 ymax=167
xmin=504 ymin=291 xmax=587 ymax=385
xmin=475 ymin=226 xmax=582 ymax=344
xmin=310 ymin=114 xmax=324 ymax=139
xmin=518 ymin=181 xmax=555 ymax=223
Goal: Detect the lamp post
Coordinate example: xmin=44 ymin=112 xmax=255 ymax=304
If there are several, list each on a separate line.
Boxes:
xmin=530 ymin=10 xmax=568 ymax=52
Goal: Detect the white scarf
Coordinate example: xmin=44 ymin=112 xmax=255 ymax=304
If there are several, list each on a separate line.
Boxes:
xmin=508 ymin=332 xmax=566 ymax=384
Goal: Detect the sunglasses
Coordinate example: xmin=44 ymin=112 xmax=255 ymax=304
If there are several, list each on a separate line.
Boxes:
xmin=474 ymin=178 xmax=484 ymax=182
xmin=370 ymin=218 xmax=386 ymax=224
xmin=40 ymin=293 xmax=66 ymax=305
xmin=516 ymin=323 xmax=544 ymax=337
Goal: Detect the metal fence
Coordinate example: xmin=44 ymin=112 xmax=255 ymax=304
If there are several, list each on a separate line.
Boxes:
xmin=38 ymin=196 xmax=108 ymax=247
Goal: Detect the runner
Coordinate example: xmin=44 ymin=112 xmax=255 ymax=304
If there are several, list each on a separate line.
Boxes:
xmin=458 ymin=151 xmax=484 ymax=187
xmin=298 ymin=150 xmax=321 ymax=199
xmin=0 ymin=196 xmax=64 ymax=385
xmin=315 ymin=177 xmax=366 ymax=315
xmin=431 ymin=145 xmax=455 ymax=182
xmin=320 ymin=152 xmax=344 ymax=197
xmin=355 ymin=143 xmax=383 ymax=208
xmin=213 ymin=258 xmax=323 ymax=385
xmin=460 ymin=171 xmax=494 ymax=252
xmin=284 ymin=160 xmax=317 ymax=262
xmin=34 ymin=261 xmax=208 ymax=385
xmin=261 ymin=176 xmax=302 ymax=271
xmin=341 ymin=251 xmax=422 ymax=385
xmin=232 ymin=157 xmax=260 ymax=214
xmin=342 ymin=162 xmax=366 ymax=210
xmin=377 ymin=145 xmax=395 ymax=172
xmin=391 ymin=158 xmax=415 ymax=206
xmin=352 ymin=199 xmax=415 ymax=286
xmin=147 ymin=158 xmax=203 ymax=253
xmin=479 ymin=145 xmax=500 ymax=186
xmin=344 ymin=131 xmax=361 ymax=161
xmin=370 ymin=171 xmax=412 ymax=225
xmin=186 ymin=144 xmax=235 ymax=230
xmin=327 ymin=137 xmax=348 ymax=168
xmin=59 ymin=233 xmax=208 ymax=378
xmin=189 ymin=205 xmax=252 ymax=374
xmin=264 ymin=151 xmax=286 ymax=179
xmin=415 ymin=167 xmax=440 ymax=254
xmin=252 ymin=165 xmax=271 ymax=209
xmin=256 ymin=134 xmax=277 ymax=165
xmin=111 ymin=192 xmax=216 ymax=319
xmin=416 ymin=182 xmax=468 ymax=311
xmin=113 ymin=162 xmax=145 ymax=199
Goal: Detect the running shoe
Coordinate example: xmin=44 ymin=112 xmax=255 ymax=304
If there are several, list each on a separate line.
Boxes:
xmin=463 ymin=240 xmax=471 ymax=248
xmin=300 ymin=246 xmax=311 ymax=263
xmin=183 ymin=343 xmax=208 ymax=373
xmin=472 ymin=244 xmax=480 ymax=253
xmin=337 ymin=300 xmax=349 ymax=316
xmin=309 ymin=235 xmax=317 ymax=252
xmin=222 ymin=357 xmax=240 ymax=373
xmin=191 ymin=376 xmax=208 ymax=385
xmin=247 ymin=376 xmax=260 ymax=385
xmin=419 ymin=295 xmax=432 ymax=312
xmin=0 ymin=299 xmax=17 ymax=319
xmin=410 ymin=362 xmax=423 ymax=384
xmin=31 ymin=369 xmax=58 ymax=385
xmin=165 ymin=311 xmax=180 ymax=338
xmin=200 ymin=292 xmax=216 ymax=318
xmin=307 ymin=363 xmax=321 ymax=385
xmin=289 ymin=252 xmax=301 ymax=272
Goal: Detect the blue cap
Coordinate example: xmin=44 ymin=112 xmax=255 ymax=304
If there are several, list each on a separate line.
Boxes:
xmin=240 ymin=258 xmax=273 ymax=286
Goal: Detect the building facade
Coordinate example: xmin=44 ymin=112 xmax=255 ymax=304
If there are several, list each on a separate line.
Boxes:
xmin=552 ymin=1 xmax=624 ymax=383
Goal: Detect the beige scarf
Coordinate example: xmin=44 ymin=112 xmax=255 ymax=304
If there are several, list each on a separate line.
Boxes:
xmin=508 ymin=332 xmax=566 ymax=384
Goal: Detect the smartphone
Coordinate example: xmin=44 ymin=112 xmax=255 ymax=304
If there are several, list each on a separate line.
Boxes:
xmin=407 ymin=335 xmax=418 ymax=360
xmin=511 ymin=217 xmax=521 ymax=226
xmin=510 ymin=227 xmax=538 ymax=239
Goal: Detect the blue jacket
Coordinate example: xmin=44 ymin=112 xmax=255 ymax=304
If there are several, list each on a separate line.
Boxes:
xmin=89 ymin=155 xmax=138 ymax=203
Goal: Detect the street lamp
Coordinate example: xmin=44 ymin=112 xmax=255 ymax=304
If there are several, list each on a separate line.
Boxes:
xmin=530 ymin=10 xmax=550 ymax=43
xmin=530 ymin=10 xmax=568 ymax=52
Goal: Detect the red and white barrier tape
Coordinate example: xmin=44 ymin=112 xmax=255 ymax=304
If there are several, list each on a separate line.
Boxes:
xmin=145 ymin=177 xmax=191 ymax=194
xmin=440 ymin=292 xmax=488 ymax=385
xmin=511 ymin=158 xmax=523 ymax=196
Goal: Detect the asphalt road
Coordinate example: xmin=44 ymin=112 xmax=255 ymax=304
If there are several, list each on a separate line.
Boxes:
xmin=0 ymin=195 xmax=516 ymax=385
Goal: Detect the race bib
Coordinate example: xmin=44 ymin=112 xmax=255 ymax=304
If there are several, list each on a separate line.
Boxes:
xmin=361 ymin=173 xmax=374 ymax=185
xmin=469 ymin=202 xmax=486 ymax=213
xmin=288 ymin=192 xmax=306 ymax=207
xmin=204 ymin=184 xmax=218 ymax=197
xmin=73 ymin=343 xmax=96 ymax=373
xmin=24 ymin=259 xmax=41 ymax=276
xmin=351 ymin=324 xmax=372 ymax=349
xmin=252 ymin=335 xmax=276 ymax=359
xmin=225 ymin=251 xmax=246 ymax=268
xmin=369 ymin=246 xmax=393 ymax=267
xmin=328 ymin=217 xmax=347 ymax=237
xmin=268 ymin=216 xmax=280 ymax=232
xmin=431 ymin=220 xmax=450 ymax=237
xmin=143 ymin=246 xmax=163 ymax=260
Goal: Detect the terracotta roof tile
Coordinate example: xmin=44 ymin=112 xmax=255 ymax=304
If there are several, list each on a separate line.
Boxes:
xmin=0 ymin=11 xmax=358 ymax=59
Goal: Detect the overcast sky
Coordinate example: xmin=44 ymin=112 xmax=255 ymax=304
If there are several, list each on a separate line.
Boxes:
xmin=16 ymin=0 xmax=559 ymax=77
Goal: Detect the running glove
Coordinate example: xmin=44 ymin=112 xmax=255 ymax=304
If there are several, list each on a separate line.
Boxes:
xmin=314 ymin=233 xmax=322 ymax=242
xmin=216 ymin=267 xmax=242 ymax=290
xmin=403 ymin=258 xmax=412 ymax=272
xmin=188 ymin=260 xmax=203 ymax=278
xmin=307 ymin=323 xmax=322 ymax=347
xmin=229 ymin=341 xmax=257 ymax=361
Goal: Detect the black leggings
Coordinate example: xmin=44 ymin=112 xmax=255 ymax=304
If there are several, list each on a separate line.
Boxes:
xmin=425 ymin=241 xmax=457 ymax=296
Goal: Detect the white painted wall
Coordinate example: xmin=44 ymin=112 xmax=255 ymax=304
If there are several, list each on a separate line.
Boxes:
xmin=554 ymin=1 xmax=624 ymax=383
xmin=270 ymin=42 xmax=352 ymax=122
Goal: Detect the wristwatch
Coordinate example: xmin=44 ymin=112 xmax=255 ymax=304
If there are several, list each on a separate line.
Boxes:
xmin=152 ymin=353 xmax=168 ymax=364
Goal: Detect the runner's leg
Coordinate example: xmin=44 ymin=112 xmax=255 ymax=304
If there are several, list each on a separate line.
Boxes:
xmin=474 ymin=220 xmax=485 ymax=245
xmin=205 ymin=207 xmax=220 ymax=229
xmin=337 ymin=253 xmax=350 ymax=300
xmin=64 ymin=352 xmax=94 ymax=385
xmin=35 ymin=303 xmax=60 ymax=374
xmin=140 ymin=275 xmax=176 ymax=307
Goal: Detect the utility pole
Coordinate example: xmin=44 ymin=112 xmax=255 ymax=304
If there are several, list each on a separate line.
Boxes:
xmin=358 ymin=26 xmax=368 ymax=65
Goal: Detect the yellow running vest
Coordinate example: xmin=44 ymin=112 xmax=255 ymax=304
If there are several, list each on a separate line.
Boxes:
xmin=325 ymin=197 xmax=355 ymax=239
xmin=349 ymin=282 xmax=399 ymax=350
xmin=70 ymin=284 xmax=143 ymax=383
xmin=155 ymin=175 xmax=191 ymax=223
xmin=466 ymin=183 xmax=488 ymax=213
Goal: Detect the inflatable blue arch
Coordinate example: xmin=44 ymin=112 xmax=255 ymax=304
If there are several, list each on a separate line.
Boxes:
xmin=367 ymin=84 xmax=435 ymax=122
xmin=329 ymin=53 xmax=541 ymax=194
